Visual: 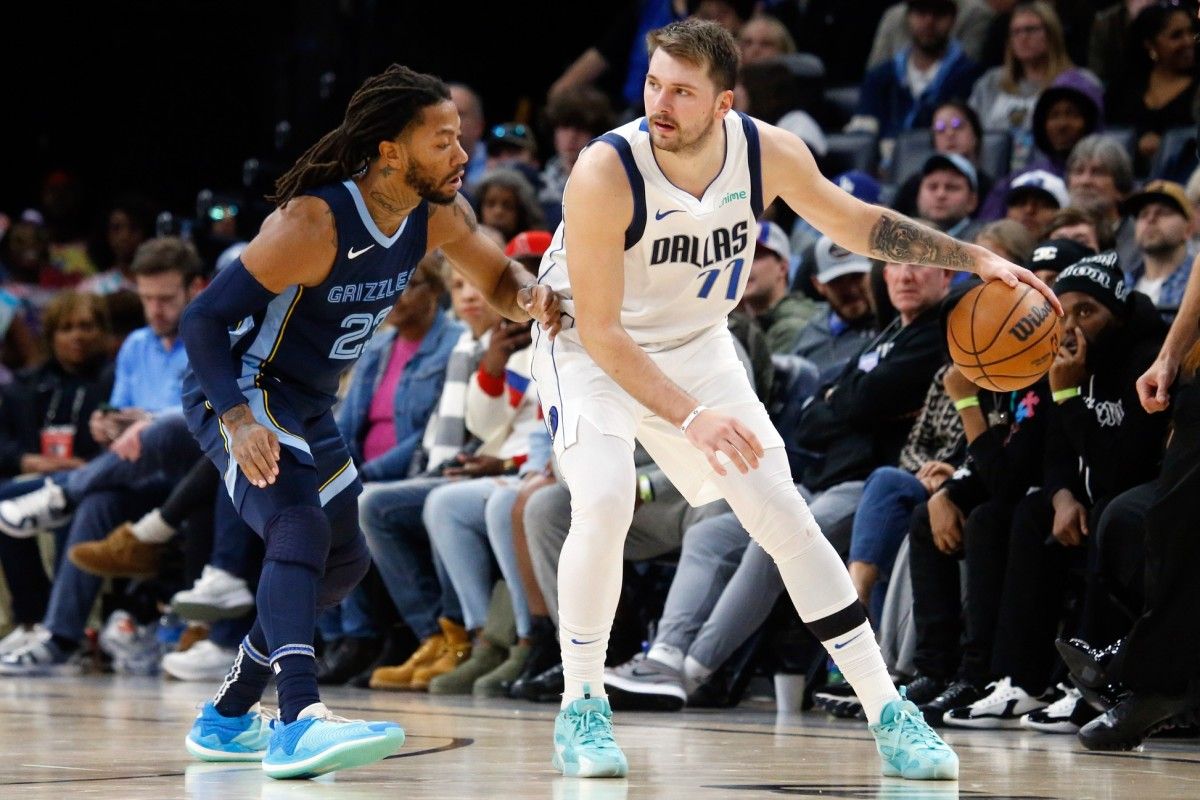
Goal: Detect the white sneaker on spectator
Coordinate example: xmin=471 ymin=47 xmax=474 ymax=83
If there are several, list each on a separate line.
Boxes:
xmin=1020 ymin=684 xmax=1098 ymax=734
xmin=171 ymin=566 xmax=255 ymax=621
xmin=943 ymin=676 xmax=1049 ymax=729
xmin=0 ymin=627 xmax=72 ymax=676
xmin=0 ymin=624 xmax=45 ymax=656
xmin=0 ymin=479 xmax=71 ymax=538
xmin=163 ymin=639 xmax=237 ymax=681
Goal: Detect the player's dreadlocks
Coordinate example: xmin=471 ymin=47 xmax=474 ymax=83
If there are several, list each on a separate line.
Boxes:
xmin=269 ymin=64 xmax=450 ymax=207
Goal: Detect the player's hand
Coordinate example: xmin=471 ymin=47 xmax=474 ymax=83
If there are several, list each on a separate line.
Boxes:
xmin=928 ymin=489 xmax=964 ymax=555
xmin=942 ymin=365 xmax=977 ymax=402
xmin=109 ymin=418 xmax=152 ymax=462
xmin=223 ymin=405 xmax=280 ymax=488
xmin=1051 ymin=489 xmax=1088 ymax=547
xmin=916 ymin=460 xmax=955 ymax=495
xmin=520 ymin=284 xmax=564 ymax=340
xmin=1137 ymin=355 xmax=1177 ymax=413
xmin=975 ymin=249 xmax=1064 ymax=317
xmin=1050 ymin=324 xmax=1088 ymax=392
xmin=683 ymin=409 xmax=764 ymax=477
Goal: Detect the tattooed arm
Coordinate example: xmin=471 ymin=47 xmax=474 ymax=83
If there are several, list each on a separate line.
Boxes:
xmin=756 ymin=121 xmax=1062 ymax=312
xmin=427 ymin=194 xmax=562 ymax=335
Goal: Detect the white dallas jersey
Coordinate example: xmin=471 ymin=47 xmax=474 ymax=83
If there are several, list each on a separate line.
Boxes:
xmin=538 ymin=111 xmax=764 ymax=346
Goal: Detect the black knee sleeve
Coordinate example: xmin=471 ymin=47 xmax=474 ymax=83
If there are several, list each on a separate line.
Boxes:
xmin=263 ymin=505 xmax=331 ymax=574
xmin=316 ymin=532 xmax=371 ymax=609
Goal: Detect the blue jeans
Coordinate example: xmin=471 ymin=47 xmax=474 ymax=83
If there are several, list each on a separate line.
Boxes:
xmin=848 ymin=467 xmax=929 ymax=619
xmin=424 ymin=476 xmax=530 ymax=638
xmin=0 ymin=479 xmax=70 ymax=625
xmin=359 ymin=476 xmax=460 ymax=641
xmin=60 ymin=414 xmax=200 ymax=505
xmin=316 ymin=585 xmax=377 ymax=641
xmin=45 ymin=488 xmax=163 ymax=643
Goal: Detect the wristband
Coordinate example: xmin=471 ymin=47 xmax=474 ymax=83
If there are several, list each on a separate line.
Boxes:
xmin=637 ymin=473 xmax=655 ymax=504
xmin=679 ymin=405 xmax=708 ymax=433
xmin=953 ymin=396 xmax=981 ymax=411
xmin=1052 ymin=387 xmax=1081 ymax=403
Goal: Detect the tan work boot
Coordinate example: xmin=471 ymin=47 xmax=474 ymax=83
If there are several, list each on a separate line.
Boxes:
xmin=68 ymin=523 xmax=163 ymax=578
xmin=410 ymin=617 xmax=471 ymax=691
xmin=369 ymin=632 xmax=446 ymax=690
xmin=177 ymin=623 xmax=209 ymax=653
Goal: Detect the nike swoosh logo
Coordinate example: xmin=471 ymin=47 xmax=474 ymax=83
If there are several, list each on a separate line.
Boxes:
xmin=569 ymin=638 xmax=599 ymax=645
xmin=629 ymin=668 xmax=667 ymax=678
xmin=655 ymin=209 xmax=683 ymax=220
xmin=834 ymin=632 xmax=865 ymax=650
xmin=347 ymin=244 xmax=376 ymax=259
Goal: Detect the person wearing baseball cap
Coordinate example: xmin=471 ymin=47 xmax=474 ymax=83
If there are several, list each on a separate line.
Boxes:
xmin=962 ymin=252 xmax=1170 ymax=736
xmin=1024 ymin=237 xmax=1095 ymax=284
xmin=743 ymin=221 xmax=818 ymax=353
xmin=1005 ymin=170 xmax=1069 ymax=237
xmin=504 ymin=230 xmax=554 ymax=276
xmin=786 ymin=236 xmax=878 ymax=378
xmin=1123 ymin=180 xmax=1196 ymax=319
xmin=917 ymin=153 xmax=981 ymax=241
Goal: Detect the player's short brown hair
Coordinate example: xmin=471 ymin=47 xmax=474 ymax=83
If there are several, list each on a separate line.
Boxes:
xmin=646 ymin=18 xmax=740 ymax=93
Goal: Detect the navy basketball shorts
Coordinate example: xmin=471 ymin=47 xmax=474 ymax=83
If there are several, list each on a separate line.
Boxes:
xmin=185 ymin=381 xmax=362 ymax=535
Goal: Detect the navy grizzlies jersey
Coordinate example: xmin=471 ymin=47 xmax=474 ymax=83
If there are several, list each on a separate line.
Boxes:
xmin=228 ymin=180 xmax=427 ymax=408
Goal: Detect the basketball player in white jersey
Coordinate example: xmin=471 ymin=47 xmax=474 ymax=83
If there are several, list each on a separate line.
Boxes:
xmin=533 ymin=19 xmax=1060 ymax=782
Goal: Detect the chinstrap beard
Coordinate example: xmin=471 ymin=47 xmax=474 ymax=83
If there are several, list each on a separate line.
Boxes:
xmin=405 ymin=161 xmax=461 ymax=205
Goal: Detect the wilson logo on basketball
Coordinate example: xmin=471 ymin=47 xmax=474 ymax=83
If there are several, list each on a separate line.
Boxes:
xmin=1008 ymin=300 xmax=1053 ymax=342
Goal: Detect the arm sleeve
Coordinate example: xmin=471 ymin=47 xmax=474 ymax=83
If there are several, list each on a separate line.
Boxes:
xmin=179 ymin=259 xmax=279 ymax=417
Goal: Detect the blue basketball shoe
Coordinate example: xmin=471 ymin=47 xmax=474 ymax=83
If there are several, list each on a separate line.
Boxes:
xmin=262 ymin=702 xmax=405 ymax=780
xmin=552 ymin=686 xmax=628 ymax=778
xmin=869 ymin=688 xmax=959 ymax=780
xmin=185 ymin=702 xmax=275 ymax=762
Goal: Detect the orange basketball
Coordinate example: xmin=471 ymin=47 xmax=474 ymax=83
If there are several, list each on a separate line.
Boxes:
xmin=947 ymin=280 xmax=1058 ymax=392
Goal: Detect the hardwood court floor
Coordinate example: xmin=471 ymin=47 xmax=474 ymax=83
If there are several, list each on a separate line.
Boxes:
xmin=1 ymin=676 xmax=1198 ymax=799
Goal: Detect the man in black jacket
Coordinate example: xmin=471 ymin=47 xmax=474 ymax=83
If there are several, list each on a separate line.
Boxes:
xmin=905 ymin=240 xmax=1090 ymax=721
xmin=604 ymin=260 xmax=951 ymax=708
xmin=940 ymin=252 xmax=1169 ymax=731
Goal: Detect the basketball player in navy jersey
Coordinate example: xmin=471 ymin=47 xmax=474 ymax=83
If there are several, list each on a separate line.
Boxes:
xmin=177 ymin=64 xmax=560 ymax=779
xmin=535 ymin=20 xmax=1060 ymax=781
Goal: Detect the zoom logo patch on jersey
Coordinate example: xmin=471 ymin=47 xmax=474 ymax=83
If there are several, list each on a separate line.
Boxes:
xmin=648 ymin=220 xmax=749 ymax=268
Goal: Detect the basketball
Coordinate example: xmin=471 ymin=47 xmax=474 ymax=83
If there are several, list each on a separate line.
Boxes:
xmin=947 ymin=280 xmax=1058 ymax=392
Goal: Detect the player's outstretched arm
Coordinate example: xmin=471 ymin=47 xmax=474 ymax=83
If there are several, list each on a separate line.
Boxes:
xmin=429 ymin=195 xmax=562 ymax=336
xmin=565 ymin=145 xmax=762 ymax=475
xmin=756 ymin=122 xmax=1062 ymax=316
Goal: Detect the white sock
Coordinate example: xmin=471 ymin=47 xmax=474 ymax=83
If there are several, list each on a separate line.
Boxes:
xmin=559 ymin=620 xmax=609 ymax=708
xmin=647 ymin=642 xmax=683 ymax=671
xmin=823 ymin=621 xmax=898 ymax=725
xmin=683 ymin=655 xmax=713 ymax=695
xmin=296 ymin=702 xmax=330 ymax=720
xmin=131 ymin=509 xmax=175 ymax=544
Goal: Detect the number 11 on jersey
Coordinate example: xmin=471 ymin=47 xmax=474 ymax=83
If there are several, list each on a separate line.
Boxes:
xmin=696 ymin=257 xmax=745 ymax=300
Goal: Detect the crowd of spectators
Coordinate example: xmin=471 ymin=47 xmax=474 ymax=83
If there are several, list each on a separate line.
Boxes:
xmin=1 ymin=0 xmax=1198 ymax=753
